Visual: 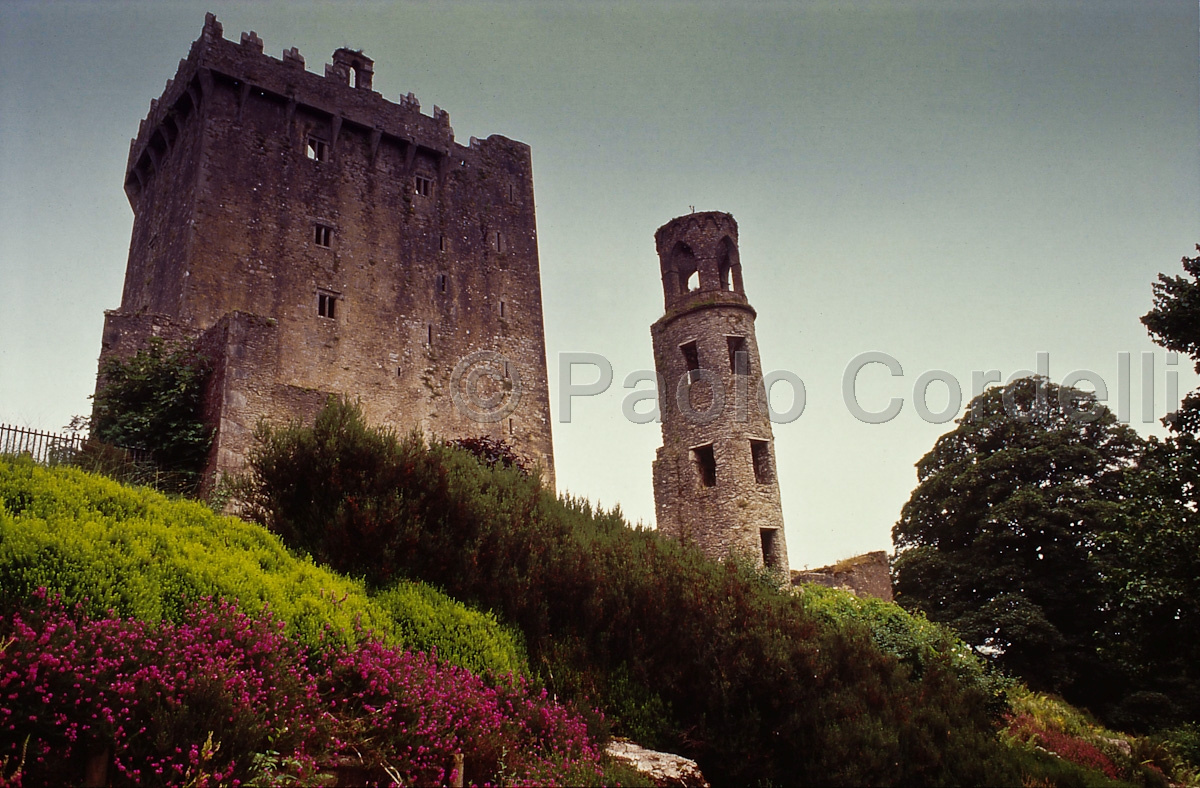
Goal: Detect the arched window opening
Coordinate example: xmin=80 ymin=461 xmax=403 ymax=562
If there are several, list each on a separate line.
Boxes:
xmin=718 ymin=236 xmax=737 ymax=292
xmin=349 ymin=66 xmax=358 ymax=88
xmin=686 ymin=271 xmax=699 ymax=291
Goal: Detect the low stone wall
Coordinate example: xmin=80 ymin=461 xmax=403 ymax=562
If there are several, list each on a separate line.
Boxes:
xmin=791 ymin=550 xmax=893 ymax=602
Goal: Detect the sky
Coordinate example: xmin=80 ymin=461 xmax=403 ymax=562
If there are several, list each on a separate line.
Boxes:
xmin=1 ymin=0 xmax=1197 ymax=569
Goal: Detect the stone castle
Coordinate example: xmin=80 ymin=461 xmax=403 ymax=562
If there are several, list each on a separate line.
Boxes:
xmin=97 ymin=14 xmax=894 ymax=590
xmin=98 ymin=14 xmax=554 ymax=488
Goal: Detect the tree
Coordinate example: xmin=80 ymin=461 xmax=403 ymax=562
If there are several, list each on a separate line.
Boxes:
xmin=892 ymin=377 xmax=1144 ymax=700
xmin=1142 ymin=244 xmax=1200 ymax=433
xmin=89 ymin=337 xmax=212 ymax=493
xmin=1098 ymin=433 xmax=1200 ymax=730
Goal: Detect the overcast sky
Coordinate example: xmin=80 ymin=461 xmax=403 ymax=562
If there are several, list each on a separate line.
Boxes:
xmin=2 ymin=0 xmax=1197 ymax=568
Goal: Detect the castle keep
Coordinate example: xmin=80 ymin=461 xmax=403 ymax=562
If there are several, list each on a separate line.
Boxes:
xmin=651 ymin=212 xmax=789 ymax=572
xmin=98 ymin=14 xmax=555 ymax=487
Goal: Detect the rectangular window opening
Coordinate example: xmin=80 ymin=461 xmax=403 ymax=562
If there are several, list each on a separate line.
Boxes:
xmin=306 ymin=137 xmax=328 ymax=161
xmin=317 ymin=292 xmax=337 ymax=319
xmin=691 ymin=443 xmax=716 ymax=488
xmin=760 ymin=528 xmax=780 ymax=569
xmin=415 ymin=175 xmax=434 ymax=197
xmin=727 ymin=336 xmax=748 ymax=375
xmin=681 ymin=341 xmax=700 ymax=372
xmin=750 ymin=439 xmax=773 ymax=484
xmin=314 ymin=224 xmax=333 ymax=248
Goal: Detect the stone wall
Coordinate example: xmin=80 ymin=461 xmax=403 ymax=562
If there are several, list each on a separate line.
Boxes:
xmin=99 ymin=14 xmax=555 ymax=489
xmin=791 ymin=551 xmax=894 ymax=602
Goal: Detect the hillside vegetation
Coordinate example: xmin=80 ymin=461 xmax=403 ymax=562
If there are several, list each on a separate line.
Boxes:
xmin=0 ymin=454 xmax=525 ymax=675
xmin=234 ymin=398 xmax=1023 ymax=786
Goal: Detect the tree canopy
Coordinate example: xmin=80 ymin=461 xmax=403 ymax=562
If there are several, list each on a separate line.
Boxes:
xmin=892 ymin=377 xmax=1142 ymax=699
xmin=1142 ymin=244 xmax=1200 ymax=433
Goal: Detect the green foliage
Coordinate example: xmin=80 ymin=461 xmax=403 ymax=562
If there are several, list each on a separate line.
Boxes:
xmin=893 ymin=376 xmax=1143 ymax=701
xmin=1098 ymin=433 xmax=1200 ymax=730
xmin=373 ymin=580 xmax=528 ymax=677
xmin=237 ymin=397 xmax=1025 ymax=786
xmin=1003 ymin=686 xmax=1181 ymax=787
xmin=1142 ymin=244 xmax=1200 ymax=434
xmin=0 ymin=455 xmax=526 ymax=678
xmin=798 ymin=584 xmax=1012 ymax=715
xmin=89 ymin=337 xmax=213 ymax=493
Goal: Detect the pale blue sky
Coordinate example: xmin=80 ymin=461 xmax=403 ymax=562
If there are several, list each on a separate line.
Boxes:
xmin=2 ymin=1 xmax=1197 ymax=567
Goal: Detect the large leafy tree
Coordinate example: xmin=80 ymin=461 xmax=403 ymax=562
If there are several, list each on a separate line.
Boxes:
xmin=892 ymin=377 xmax=1143 ymax=699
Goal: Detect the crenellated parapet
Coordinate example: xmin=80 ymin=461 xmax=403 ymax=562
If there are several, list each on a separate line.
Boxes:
xmin=124 ymin=12 xmax=488 ymax=207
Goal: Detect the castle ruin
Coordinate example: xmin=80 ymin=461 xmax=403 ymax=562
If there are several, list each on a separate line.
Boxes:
xmin=97 ymin=14 xmax=555 ymax=487
xmin=650 ymin=212 xmax=789 ymax=573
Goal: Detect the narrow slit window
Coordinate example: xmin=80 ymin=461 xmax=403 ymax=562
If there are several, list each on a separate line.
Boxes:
xmin=499 ymin=300 xmax=506 ymax=318
xmin=439 ymin=235 xmax=446 ymax=252
xmin=496 ymin=232 xmax=506 ymax=253
xmin=508 ymin=417 xmax=515 ymax=435
xmin=415 ymin=175 xmax=434 ymax=197
xmin=306 ymin=137 xmax=328 ymax=161
xmin=692 ymin=444 xmax=717 ymax=488
xmin=314 ymin=224 xmax=333 ymax=248
xmin=436 ymin=273 xmax=448 ymax=294
xmin=317 ymin=293 xmax=337 ymax=319
xmin=427 ymin=324 xmax=433 ymax=346
xmin=760 ymin=528 xmax=780 ymax=569
xmin=727 ymin=336 xmax=748 ymax=375
xmin=750 ymin=439 xmax=773 ymax=484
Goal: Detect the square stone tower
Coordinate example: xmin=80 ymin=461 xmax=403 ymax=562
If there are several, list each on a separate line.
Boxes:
xmin=650 ymin=212 xmax=788 ymax=571
xmin=97 ymin=14 xmax=555 ymax=488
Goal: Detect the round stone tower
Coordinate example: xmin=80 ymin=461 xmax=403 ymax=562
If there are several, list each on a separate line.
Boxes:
xmin=650 ymin=212 xmax=789 ymax=572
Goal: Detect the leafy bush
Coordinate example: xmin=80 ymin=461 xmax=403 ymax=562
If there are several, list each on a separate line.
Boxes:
xmin=89 ymin=337 xmax=212 ymax=494
xmin=0 ymin=455 xmax=525 ymax=677
xmin=236 ymin=397 xmax=1025 ymax=786
xmin=373 ymin=580 xmax=528 ymax=677
xmin=798 ymin=584 xmax=1012 ymax=715
xmin=1003 ymin=686 xmax=1176 ymax=787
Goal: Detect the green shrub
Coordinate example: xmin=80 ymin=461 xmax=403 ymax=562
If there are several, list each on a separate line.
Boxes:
xmin=236 ymin=398 xmax=1026 ymax=786
xmin=0 ymin=455 xmax=525 ymax=678
xmin=798 ymin=583 xmax=1012 ymax=715
xmin=373 ymin=579 xmax=527 ymax=677
xmin=89 ymin=337 xmax=212 ymax=494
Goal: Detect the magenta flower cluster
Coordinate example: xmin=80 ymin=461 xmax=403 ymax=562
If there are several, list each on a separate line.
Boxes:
xmin=0 ymin=591 xmax=602 ymax=787
xmin=316 ymin=638 xmax=602 ymax=786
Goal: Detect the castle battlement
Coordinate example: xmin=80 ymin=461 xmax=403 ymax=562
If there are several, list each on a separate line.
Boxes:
xmin=124 ymin=13 xmax=529 ymax=210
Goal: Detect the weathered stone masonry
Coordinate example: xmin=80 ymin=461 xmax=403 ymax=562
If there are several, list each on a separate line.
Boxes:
xmin=98 ymin=14 xmax=555 ymax=488
xmin=650 ymin=212 xmax=789 ymax=572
